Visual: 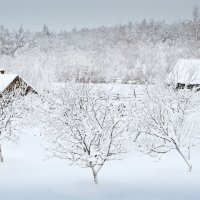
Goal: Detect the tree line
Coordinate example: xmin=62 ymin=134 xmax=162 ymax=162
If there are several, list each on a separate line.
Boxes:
xmin=0 ymin=6 xmax=200 ymax=91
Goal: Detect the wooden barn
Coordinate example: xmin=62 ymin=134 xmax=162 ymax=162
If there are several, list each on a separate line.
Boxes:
xmin=167 ymin=59 xmax=200 ymax=90
xmin=0 ymin=69 xmax=37 ymax=96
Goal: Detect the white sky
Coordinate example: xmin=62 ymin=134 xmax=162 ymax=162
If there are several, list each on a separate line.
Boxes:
xmin=0 ymin=0 xmax=199 ymax=31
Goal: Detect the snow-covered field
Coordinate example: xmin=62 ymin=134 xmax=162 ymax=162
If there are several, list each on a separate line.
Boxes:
xmin=0 ymin=132 xmax=200 ymax=200
xmin=0 ymin=84 xmax=200 ymax=200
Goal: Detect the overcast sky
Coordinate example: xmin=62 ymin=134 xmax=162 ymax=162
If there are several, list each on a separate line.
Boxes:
xmin=0 ymin=0 xmax=199 ymax=31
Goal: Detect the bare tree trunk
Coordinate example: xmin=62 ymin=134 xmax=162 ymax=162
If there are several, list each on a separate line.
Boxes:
xmin=0 ymin=144 xmax=4 ymax=163
xmin=176 ymin=147 xmax=192 ymax=172
xmin=91 ymin=167 xmax=98 ymax=184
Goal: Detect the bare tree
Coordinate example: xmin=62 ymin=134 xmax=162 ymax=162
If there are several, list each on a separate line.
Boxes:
xmin=0 ymin=87 xmax=31 ymax=162
xmin=43 ymin=83 xmax=130 ymax=184
xmin=133 ymin=85 xmax=200 ymax=172
xmin=42 ymin=24 xmax=52 ymax=37
xmin=193 ymin=5 xmax=200 ymax=41
xmin=0 ymin=26 xmax=33 ymax=57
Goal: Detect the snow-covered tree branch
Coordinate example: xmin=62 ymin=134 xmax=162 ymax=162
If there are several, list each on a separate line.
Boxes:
xmin=0 ymin=87 xmax=32 ymax=162
xmin=42 ymin=83 xmax=130 ymax=184
xmin=133 ymin=85 xmax=200 ymax=172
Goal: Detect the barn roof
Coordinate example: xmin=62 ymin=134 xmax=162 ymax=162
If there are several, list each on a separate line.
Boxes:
xmin=167 ymin=59 xmax=200 ymax=84
xmin=0 ymin=74 xmax=18 ymax=92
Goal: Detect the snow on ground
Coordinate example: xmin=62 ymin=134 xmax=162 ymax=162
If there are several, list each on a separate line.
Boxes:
xmin=0 ymin=130 xmax=199 ymax=200
xmin=0 ymin=84 xmax=200 ymax=200
xmin=52 ymin=82 xmax=148 ymax=99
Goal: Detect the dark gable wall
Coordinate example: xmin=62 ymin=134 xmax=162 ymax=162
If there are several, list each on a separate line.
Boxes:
xmin=3 ymin=76 xmax=38 ymax=95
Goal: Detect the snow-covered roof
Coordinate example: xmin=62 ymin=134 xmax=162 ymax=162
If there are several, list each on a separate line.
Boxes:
xmin=168 ymin=59 xmax=200 ymax=84
xmin=0 ymin=74 xmax=18 ymax=93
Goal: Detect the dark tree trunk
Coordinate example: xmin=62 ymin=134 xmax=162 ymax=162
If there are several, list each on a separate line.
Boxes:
xmin=0 ymin=144 xmax=4 ymax=162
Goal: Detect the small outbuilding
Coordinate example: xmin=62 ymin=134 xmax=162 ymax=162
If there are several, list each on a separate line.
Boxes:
xmin=167 ymin=59 xmax=200 ymax=90
xmin=0 ymin=69 xmax=37 ymax=96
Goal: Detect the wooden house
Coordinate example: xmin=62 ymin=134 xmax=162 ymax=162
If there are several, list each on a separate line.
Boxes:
xmin=0 ymin=70 xmax=37 ymax=96
xmin=167 ymin=59 xmax=200 ymax=90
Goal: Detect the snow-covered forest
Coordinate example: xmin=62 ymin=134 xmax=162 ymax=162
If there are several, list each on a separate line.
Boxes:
xmin=0 ymin=2 xmax=200 ymax=200
xmin=0 ymin=6 xmax=200 ymax=92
